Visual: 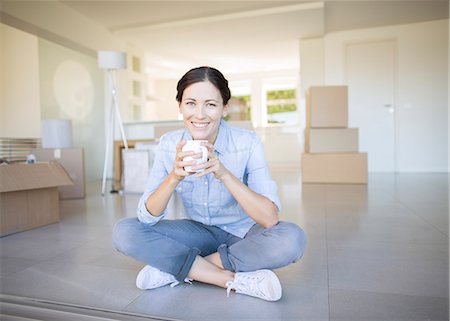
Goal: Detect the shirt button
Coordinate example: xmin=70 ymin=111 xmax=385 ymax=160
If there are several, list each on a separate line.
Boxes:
xmin=204 ymin=181 xmax=208 ymax=185
xmin=223 ymin=226 xmax=227 ymax=230
xmin=203 ymin=202 xmax=207 ymax=206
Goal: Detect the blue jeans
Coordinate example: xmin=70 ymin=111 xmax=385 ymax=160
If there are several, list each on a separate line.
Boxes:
xmin=113 ymin=218 xmax=307 ymax=282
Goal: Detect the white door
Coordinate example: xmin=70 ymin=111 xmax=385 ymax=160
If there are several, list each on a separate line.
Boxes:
xmin=346 ymin=40 xmax=396 ymax=172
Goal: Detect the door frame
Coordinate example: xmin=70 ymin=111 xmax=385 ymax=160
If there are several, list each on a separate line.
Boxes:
xmin=344 ymin=38 xmax=399 ymax=173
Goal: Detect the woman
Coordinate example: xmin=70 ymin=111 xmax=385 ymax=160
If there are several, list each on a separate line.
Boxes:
xmin=113 ymin=66 xmax=306 ymax=301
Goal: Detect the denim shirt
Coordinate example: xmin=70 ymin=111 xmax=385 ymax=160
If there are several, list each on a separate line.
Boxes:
xmin=136 ymin=120 xmax=281 ymax=238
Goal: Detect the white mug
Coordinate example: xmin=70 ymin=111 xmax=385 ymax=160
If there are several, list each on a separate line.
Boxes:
xmin=182 ymin=140 xmax=208 ymax=172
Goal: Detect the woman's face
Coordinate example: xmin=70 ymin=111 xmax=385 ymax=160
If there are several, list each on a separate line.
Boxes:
xmin=179 ymin=81 xmax=228 ymax=144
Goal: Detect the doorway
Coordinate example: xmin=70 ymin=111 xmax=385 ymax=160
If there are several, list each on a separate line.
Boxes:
xmin=345 ymin=40 xmax=397 ymax=172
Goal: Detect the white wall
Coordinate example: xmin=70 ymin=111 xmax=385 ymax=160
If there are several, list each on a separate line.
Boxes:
xmin=0 ymin=23 xmax=40 ymax=138
xmin=299 ymin=37 xmax=324 ymax=96
xmin=39 ymin=38 xmax=105 ymax=180
xmin=2 ymin=2 xmax=129 ymax=180
xmin=324 ymin=19 xmax=448 ymax=172
xmin=1 ymin=1 xmax=123 ymax=53
xmin=0 ymin=23 xmax=3 ymax=132
xmin=153 ymin=79 xmax=180 ymax=120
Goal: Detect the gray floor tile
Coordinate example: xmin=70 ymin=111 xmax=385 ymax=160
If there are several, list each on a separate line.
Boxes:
xmin=326 ymin=206 xmax=448 ymax=246
xmin=276 ymin=250 xmax=328 ymax=289
xmin=0 ymin=261 xmax=142 ymax=310
xmin=329 ymin=289 xmax=449 ymax=321
xmin=0 ymin=235 xmax=88 ymax=261
xmin=0 ymin=256 xmax=40 ymax=278
xmin=124 ymin=282 xmax=329 ymax=321
xmin=0 ymin=172 xmax=448 ymax=321
xmin=46 ymin=242 xmax=142 ymax=271
xmin=328 ymin=242 xmax=449 ymax=298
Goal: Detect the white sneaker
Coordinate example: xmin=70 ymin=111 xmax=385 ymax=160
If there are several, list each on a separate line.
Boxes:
xmin=225 ymin=269 xmax=282 ymax=301
xmin=136 ymin=265 xmax=179 ymax=290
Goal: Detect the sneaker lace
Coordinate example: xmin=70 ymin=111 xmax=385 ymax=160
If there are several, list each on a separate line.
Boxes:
xmin=226 ymin=273 xmax=266 ymax=299
xmin=170 ymin=277 xmax=193 ymax=288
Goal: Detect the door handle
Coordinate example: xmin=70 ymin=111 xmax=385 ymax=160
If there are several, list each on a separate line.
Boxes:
xmin=384 ymin=104 xmax=394 ymax=113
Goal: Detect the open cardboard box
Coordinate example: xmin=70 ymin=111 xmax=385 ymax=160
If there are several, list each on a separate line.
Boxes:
xmin=32 ymin=148 xmax=86 ymax=199
xmin=0 ymin=161 xmax=73 ymax=237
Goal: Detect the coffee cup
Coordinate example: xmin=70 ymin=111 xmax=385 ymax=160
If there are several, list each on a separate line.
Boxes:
xmin=182 ymin=140 xmax=208 ymax=172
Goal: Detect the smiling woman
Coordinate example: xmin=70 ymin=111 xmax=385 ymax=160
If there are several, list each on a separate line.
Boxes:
xmin=112 ymin=66 xmax=307 ymax=302
xmin=179 ymin=77 xmax=227 ymax=144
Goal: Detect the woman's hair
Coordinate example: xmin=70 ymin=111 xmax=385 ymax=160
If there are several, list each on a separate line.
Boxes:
xmin=176 ymin=66 xmax=231 ymax=105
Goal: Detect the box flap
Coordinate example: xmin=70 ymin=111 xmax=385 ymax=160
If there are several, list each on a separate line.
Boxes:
xmin=0 ymin=161 xmax=74 ymax=193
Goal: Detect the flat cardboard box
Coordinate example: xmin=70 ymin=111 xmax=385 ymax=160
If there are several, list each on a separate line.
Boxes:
xmin=113 ymin=139 xmax=154 ymax=192
xmin=0 ymin=161 xmax=73 ymax=237
xmin=306 ymin=86 xmax=348 ymax=128
xmin=305 ymin=128 xmax=359 ymax=153
xmin=32 ymin=148 xmax=85 ymax=199
xmin=122 ymin=145 xmax=157 ymax=194
xmin=301 ymin=153 xmax=368 ymax=184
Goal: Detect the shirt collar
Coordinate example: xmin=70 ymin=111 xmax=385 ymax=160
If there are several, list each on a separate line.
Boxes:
xmin=181 ymin=129 xmax=193 ymax=141
xmin=214 ymin=119 xmax=228 ymax=155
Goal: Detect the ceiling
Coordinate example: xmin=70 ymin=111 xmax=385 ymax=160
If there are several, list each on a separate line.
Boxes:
xmin=60 ymin=0 xmax=448 ymax=79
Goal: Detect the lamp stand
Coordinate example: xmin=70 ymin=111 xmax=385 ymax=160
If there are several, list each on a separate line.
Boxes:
xmin=101 ymin=69 xmax=128 ymax=195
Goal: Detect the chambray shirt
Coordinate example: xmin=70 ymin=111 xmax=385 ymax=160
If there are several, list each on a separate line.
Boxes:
xmin=136 ymin=119 xmax=281 ymax=238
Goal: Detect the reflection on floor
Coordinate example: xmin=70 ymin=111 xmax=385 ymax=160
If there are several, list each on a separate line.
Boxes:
xmin=0 ymin=170 xmax=448 ymax=321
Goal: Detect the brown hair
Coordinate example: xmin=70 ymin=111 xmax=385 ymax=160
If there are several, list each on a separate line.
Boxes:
xmin=176 ymin=66 xmax=231 ymax=104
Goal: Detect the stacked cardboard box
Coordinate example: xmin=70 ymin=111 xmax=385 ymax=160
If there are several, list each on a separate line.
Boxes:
xmin=302 ymin=86 xmax=368 ymax=184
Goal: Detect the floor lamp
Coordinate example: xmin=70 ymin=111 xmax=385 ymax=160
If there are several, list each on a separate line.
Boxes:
xmin=98 ymin=51 xmax=128 ymax=195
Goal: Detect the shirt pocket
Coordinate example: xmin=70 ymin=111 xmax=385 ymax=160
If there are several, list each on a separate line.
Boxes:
xmin=176 ymin=180 xmax=194 ymax=208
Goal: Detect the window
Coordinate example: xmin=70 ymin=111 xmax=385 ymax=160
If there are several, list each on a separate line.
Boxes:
xmin=265 ymin=88 xmax=298 ymax=125
xmin=132 ymin=80 xmax=141 ymax=97
xmin=132 ymin=56 xmax=141 ymax=73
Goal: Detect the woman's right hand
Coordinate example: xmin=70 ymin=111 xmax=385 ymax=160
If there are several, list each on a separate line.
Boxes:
xmin=172 ymin=139 xmax=196 ymax=181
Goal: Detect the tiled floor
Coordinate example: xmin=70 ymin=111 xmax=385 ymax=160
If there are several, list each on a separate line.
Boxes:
xmin=0 ymin=170 xmax=448 ymax=321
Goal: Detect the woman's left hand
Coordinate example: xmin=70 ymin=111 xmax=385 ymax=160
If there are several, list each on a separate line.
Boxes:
xmin=194 ymin=142 xmax=229 ymax=180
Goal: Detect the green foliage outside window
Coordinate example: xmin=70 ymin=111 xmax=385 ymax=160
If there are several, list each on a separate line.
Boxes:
xmin=267 ymin=104 xmax=296 ymax=114
xmin=267 ymin=89 xmax=295 ymax=100
xmin=266 ymin=89 xmax=297 ymax=124
xmin=266 ymin=89 xmax=296 ymax=115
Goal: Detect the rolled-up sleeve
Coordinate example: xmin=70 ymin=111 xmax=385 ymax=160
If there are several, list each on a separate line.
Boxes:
xmin=246 ymin=137 xmax=282 ymax=212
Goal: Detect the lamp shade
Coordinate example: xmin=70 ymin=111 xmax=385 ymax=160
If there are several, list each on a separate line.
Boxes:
xmin=98 ymin=51 xmax=126 ymax=70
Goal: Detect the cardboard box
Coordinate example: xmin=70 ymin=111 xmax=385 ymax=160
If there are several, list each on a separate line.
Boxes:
xmin=305 ymin=128 xmax=359 ymax=153
xmin=301 ymin=153 xmax=368 ymax=184
xmin=122 ymin=143 xmax=158 ymax=194
xmin=32 ymin=148 xmax=85 ymax=199
xmin=0 ymin=161 xmax=73 ymax=237
xmin=113 ymin=139 xmax=155 ymax=192
xmin=306 ymin=86 xmax=348 ymax=128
